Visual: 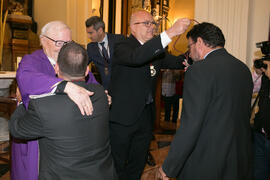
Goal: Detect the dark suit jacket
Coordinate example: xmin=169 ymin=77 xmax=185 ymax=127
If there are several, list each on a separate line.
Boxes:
xmin=109 ymin=34 xmax=185 ymax=126
xmin=162 ymin=48 xmax=253 ymax=180
xmin=87 ymin=33 xmax=125 ymax=90
xmin=9 ymin=82 xmax=118 ymax=180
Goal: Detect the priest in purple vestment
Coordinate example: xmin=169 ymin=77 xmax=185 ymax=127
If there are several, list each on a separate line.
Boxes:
xmin=12 ymin=21 xmax=98 ymax=180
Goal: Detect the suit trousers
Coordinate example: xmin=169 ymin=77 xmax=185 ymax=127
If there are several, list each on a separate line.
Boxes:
xmin=109 ymin=104 xmax=153 ymax=180
xmin=254 ymin=132 xmax=270 ymax=180
xmin=162 ymin=95 xmax=179 ymax=123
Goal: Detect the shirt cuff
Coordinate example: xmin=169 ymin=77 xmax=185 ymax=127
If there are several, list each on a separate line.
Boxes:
xmin=160 ymin=31 xmax=172 ymax=48
xmin=51 ymin=86 xmax=57 ymax=93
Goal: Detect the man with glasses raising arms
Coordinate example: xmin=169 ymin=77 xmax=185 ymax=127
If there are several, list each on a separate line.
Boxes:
xmin=13 ymin=21 xmax=97 ymax=180
xmin=109 ymin=10 xmax=190 ymax=180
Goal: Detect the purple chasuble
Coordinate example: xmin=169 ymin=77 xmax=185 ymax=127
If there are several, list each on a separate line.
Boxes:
xmin=12 ymin=50 xmax=97 ymax=180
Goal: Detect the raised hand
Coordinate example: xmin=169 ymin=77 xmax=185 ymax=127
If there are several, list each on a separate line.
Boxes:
xmin=166 ymin=18 xmax=191 ymax=39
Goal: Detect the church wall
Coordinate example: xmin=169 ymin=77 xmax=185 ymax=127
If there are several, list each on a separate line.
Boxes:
xmin=194 ymin=0 xmax=270 ymax=67
xmin=246 ymin=0 xmax=270 ymax=68
xmin=32 ymin=0 xmax=269 ymax=65
xmin=33 ymin=0 xmax=67 ymax=35
xmin=167 ymin=0 xmax=195 ymax=56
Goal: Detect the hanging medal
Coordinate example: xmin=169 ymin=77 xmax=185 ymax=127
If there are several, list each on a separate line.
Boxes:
xmin=99 ymin=42 xmax=110 ymax=76
xmin=104 ymin=65 xmax=109 ymax=76
xmin=150 ymin=64 xmax=156 ymax=77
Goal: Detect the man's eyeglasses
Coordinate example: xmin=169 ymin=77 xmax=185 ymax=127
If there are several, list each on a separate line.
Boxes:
xmin=133 ymin=21 xmax=157 ymax=27
xmin=42 ymin=35 xmax=71 ymax=47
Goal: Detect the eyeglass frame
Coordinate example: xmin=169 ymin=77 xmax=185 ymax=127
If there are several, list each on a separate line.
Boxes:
xmin=133 ymin=21 xmax=157 ymax=27
xmin=42 ymin=35 xmax=71 ymax=47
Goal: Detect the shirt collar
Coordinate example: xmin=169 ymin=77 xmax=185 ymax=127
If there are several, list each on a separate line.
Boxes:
xmin=47 ymin=56 xmax=56 ymax=67
xmin=98 ymin=33 xmax=108 ymax=45
xmin=203 ymin=47 xmax=222 ymax=59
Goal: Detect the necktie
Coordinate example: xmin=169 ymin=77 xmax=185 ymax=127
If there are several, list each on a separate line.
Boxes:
xmin=99 ymin=42 xmax=109 ymax=63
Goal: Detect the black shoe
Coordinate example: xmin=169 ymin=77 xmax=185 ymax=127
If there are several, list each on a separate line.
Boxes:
xmin=146 ymin=152 xmax=156 ymax=166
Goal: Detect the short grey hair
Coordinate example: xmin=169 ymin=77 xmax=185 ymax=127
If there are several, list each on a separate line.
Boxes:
xmin=85 ymin=16 xmax=105 ymax=31
xmin=40 ymin=21 xmax=71 ymax=37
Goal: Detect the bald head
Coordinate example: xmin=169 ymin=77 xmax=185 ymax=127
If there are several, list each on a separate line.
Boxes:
xmin=130 ymin=10 xmax=155 ymax=43
xmin=130 ymin=10 xmax=154 ymax=25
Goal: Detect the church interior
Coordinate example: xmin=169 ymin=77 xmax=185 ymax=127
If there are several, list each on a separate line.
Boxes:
xmin=0 ymin=0 xmax=269 ymax=179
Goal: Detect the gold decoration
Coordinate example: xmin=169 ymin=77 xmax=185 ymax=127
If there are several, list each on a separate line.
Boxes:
xmin=0 ymin=0 xmax=8 ymax=69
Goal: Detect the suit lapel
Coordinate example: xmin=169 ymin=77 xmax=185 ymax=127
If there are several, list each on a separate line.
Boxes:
xmin=90 ymin=42 xmax=106 ymax=65
xmin=92 ymin=42 xmax=102 ymax=58
xmin=129 ymin=34 xmax=142 ymax=48
xmin=128 ymin=35 xmax=158 ymax=79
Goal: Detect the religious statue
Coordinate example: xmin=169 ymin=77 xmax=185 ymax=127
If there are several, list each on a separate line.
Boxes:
xmin=143 ymin=0 xmax=151 ymax=12
xmin=8 ymin=0 xmax=24 ymax=15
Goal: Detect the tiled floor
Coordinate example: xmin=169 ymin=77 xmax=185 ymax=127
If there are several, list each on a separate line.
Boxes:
xmin=0 ymin=104 xmax=181 ymax=180
xmin=141 ymin=133 xmax=176 ymax=180
xmin=140 ymin=108 xmax=180 ymax=180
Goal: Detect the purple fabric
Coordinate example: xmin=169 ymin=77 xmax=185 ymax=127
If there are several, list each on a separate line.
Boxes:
xmin=12 ymin=49 xmax=97 ymax=180
xmin=252 ymin=71 xmax=262 ymax=93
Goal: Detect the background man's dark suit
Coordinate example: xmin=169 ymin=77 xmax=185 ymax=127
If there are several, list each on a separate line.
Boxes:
xmin=10 ymin=82 xmax=118 ymax=180
xmin=109 ymin=34 xmax=184 ymax=179
xmin=87 ymin=33 xmax=124 ymax=89
xmin=162 ymin=48 xmax=253 ymax=180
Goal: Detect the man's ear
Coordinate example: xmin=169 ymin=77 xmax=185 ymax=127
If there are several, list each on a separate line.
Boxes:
xmin=130 ymin=24 xmax=135 ymax=34
xmin=97 ymin=27 xmax=104 ymax=34
xmin=197 ymin=37 xmax=204 ymax=47
xmin=85 ymin=66 xmax=90 ymax=76
xmin=55 ymin=63 xmax=60 ymax=75
xmin=40 ymin=36 xmax=45 ymax=46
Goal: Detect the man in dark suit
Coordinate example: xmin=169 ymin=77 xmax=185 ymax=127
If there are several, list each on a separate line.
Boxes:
xmin=85 ymin=16 xmax=125 ymax=90
xmin=109 ymin=10 xmax=190 ymax=180
xmin=159 ymin=22 xmax=253 ymax=180
xmin=253 ymin=55 xmax=270 ymax=180
xmin=9 ymin=42 xmax=118 ymax=180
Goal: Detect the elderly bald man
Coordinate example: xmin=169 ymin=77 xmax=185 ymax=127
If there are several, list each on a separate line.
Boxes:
xmin=109 ymin=10 xmax=190 ymax=180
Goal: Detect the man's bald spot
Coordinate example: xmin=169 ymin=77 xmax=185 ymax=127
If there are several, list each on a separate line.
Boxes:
xmin=130 ymin=10 xmax=152 ymax=25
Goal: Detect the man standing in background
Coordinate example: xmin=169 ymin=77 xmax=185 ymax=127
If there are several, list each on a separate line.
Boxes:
xmin=162 ymin=69 xmax=180 ymax=123
xmin=85 ymin=16 xmax=125 ymax=90
xmin=253 ymin=57 xmax=270 ymax=180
